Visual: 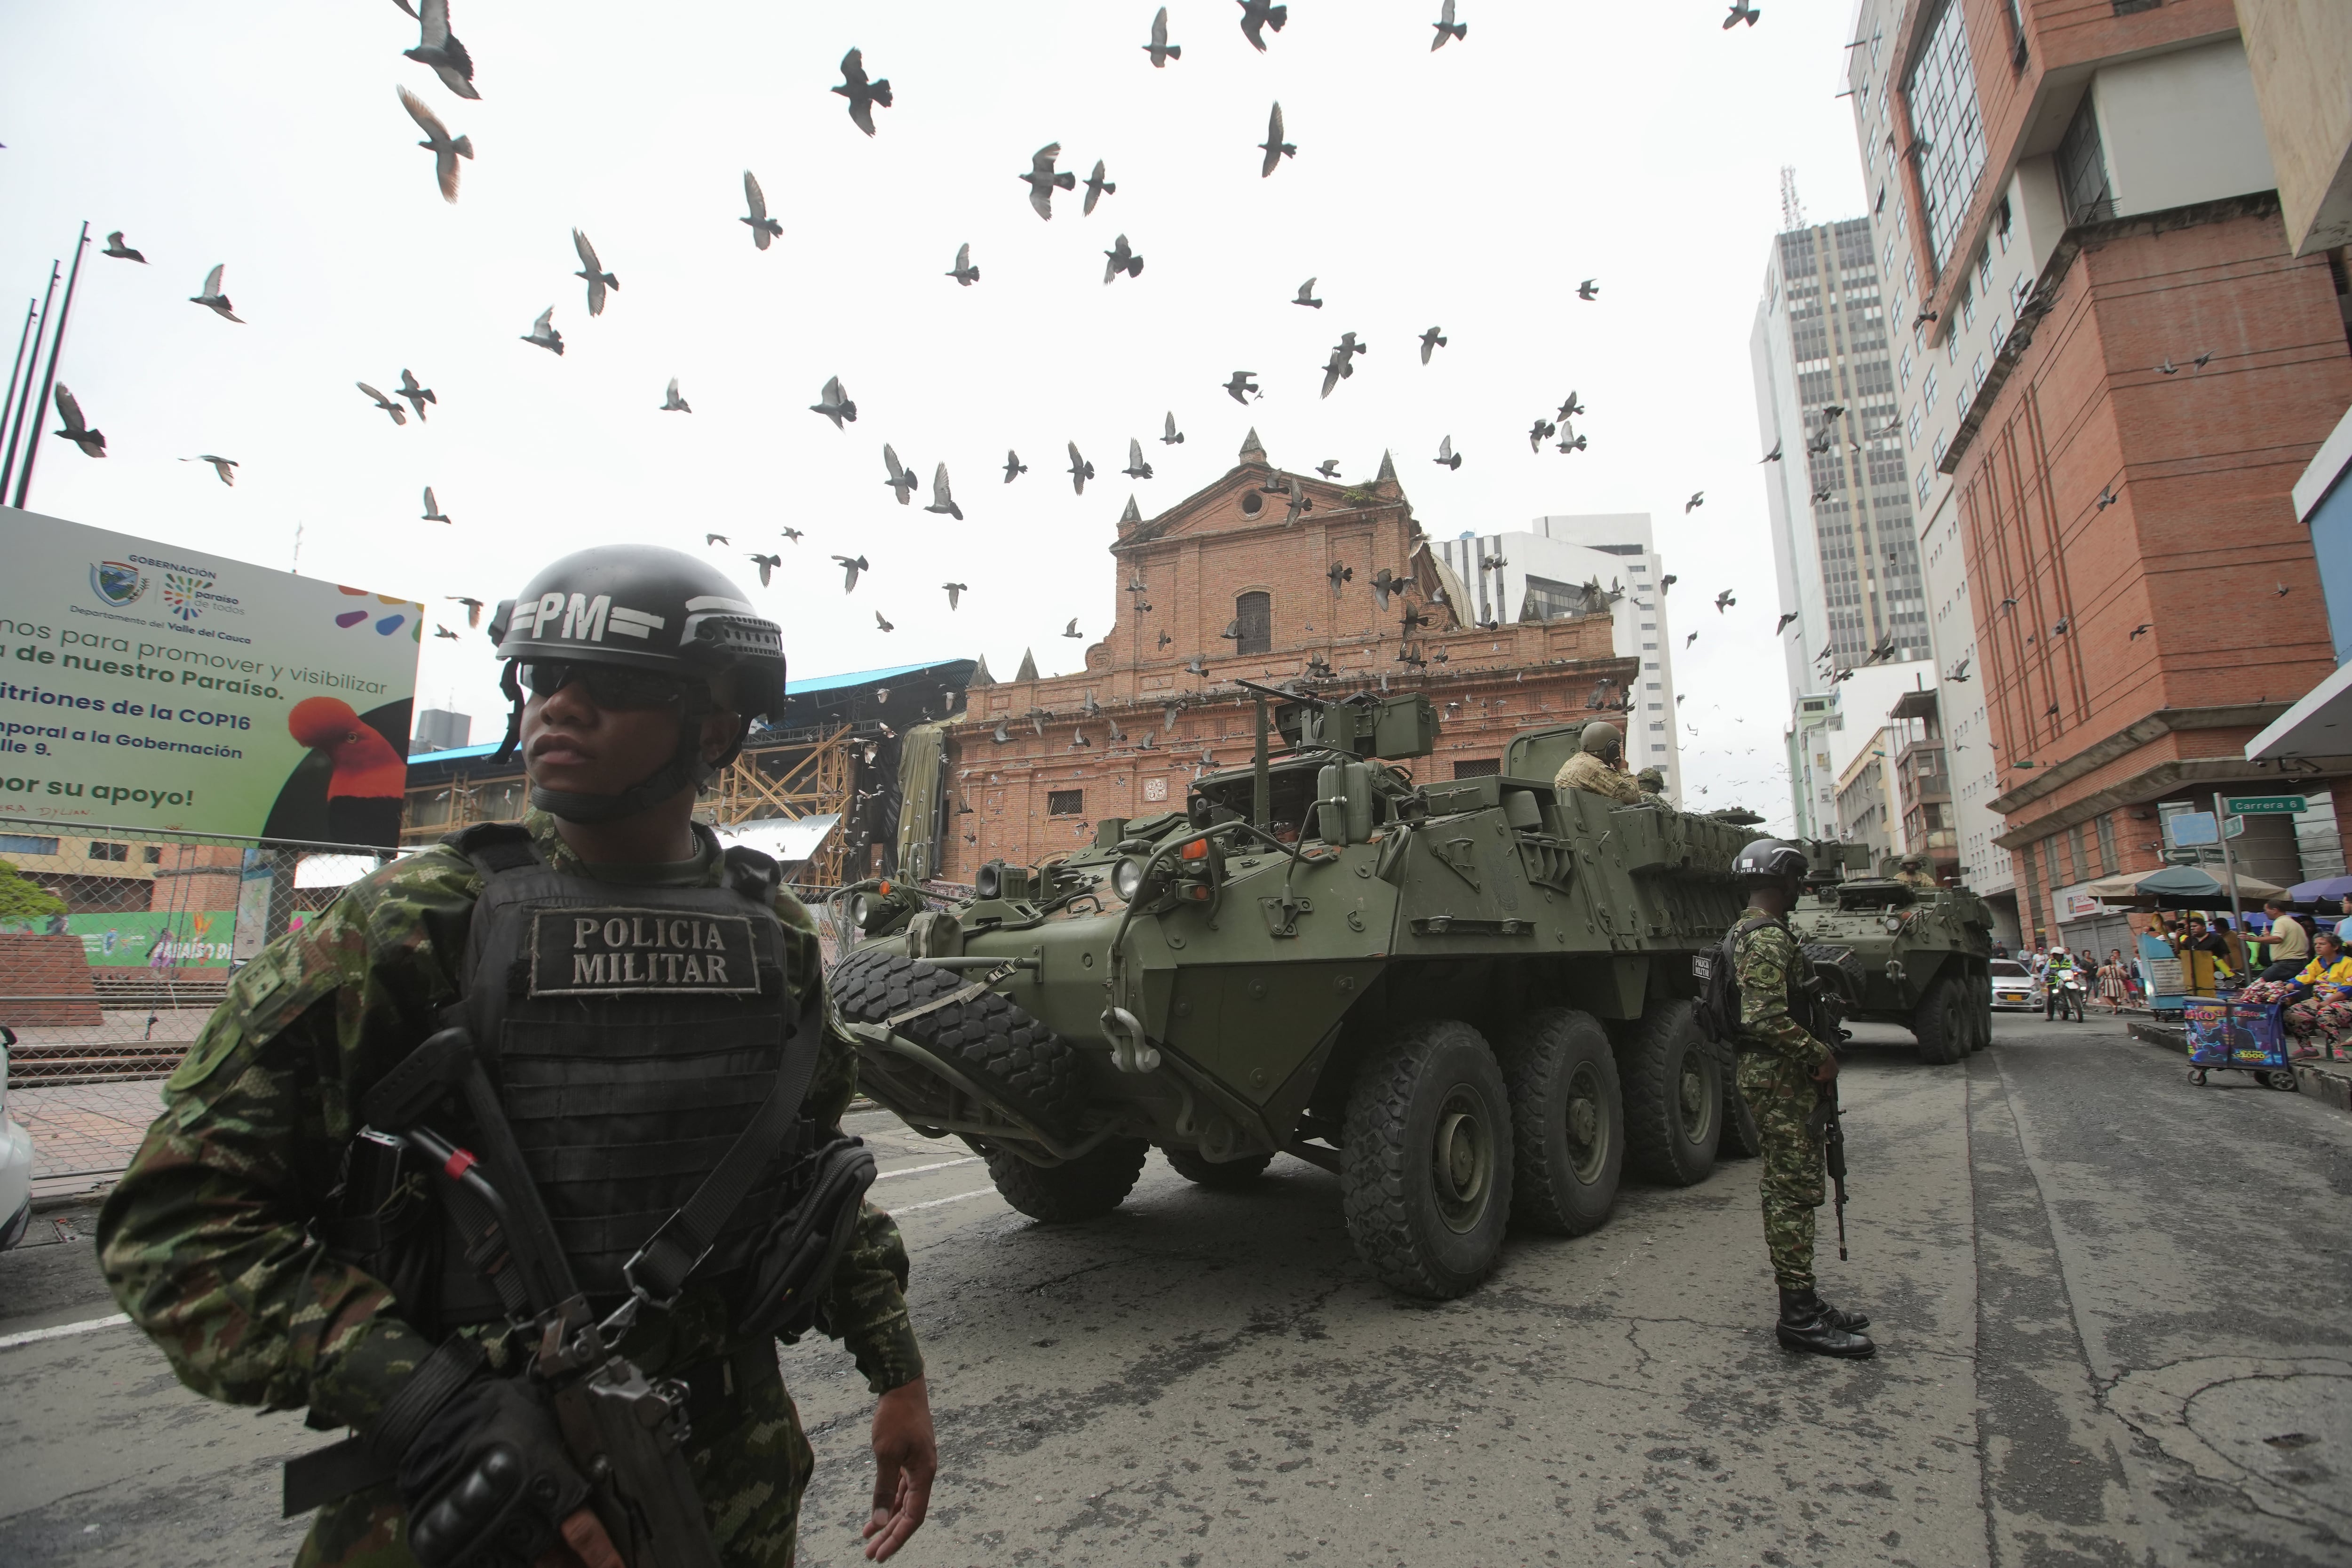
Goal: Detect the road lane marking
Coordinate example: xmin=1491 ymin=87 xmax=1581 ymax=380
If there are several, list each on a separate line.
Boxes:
xmin=873 ymin=1157 xmax=981 ymax=1182
xmin=894 ymin=1186 xmax=999 ymax=1214
xmin=0 ymin=1313 xmax=131 ymax=1350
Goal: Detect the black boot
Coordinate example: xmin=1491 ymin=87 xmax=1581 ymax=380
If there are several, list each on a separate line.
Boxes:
xmin=1777 ymin=1287 xmax=1876 ymax=1357
xmin=1812 ymin=1292 xmax=1869 ymax=1332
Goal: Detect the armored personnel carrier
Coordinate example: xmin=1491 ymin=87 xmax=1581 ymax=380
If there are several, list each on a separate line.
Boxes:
xmin=1788 ymin=843 xmax=1994 ymax=1064
xmin=829 ymin=688 xmax=1785 ymax=1299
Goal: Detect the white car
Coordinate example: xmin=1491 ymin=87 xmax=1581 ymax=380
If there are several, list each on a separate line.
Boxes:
xmin=1989 ymin=959 xmax=2039 ymax=1012
xmin=0 ymin=1027 xmax=31 ymax=1250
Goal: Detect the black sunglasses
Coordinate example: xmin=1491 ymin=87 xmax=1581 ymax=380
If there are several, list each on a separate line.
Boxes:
xmin=519 ymin=660 xmax=687 ymax=710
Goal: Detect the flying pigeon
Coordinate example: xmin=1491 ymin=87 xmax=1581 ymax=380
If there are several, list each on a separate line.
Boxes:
xmin=2193 ymin=350 xmax=2212 ymax=370
xmin=183 ymin=454 xmax=238 ymax=486
xmin=1685 ymin=632 xmax=1699 ymax=648
xmin=48 ymin=387 xmax=103 ymax=458
xmin=393 ymin=369 xmax=436 ymax=421
xmin=397 ymin=85 xmax=472 ymax=202
xmin=1084 ymin=160 xmax=1116 ymax=215
xmin=832 ymin=554 xmax=869 ymax=593
xmin=1317 ymin=460 xmax=1340 ymax=478
xmin=1760 ymin=439 xmax=1782 ymax=462
xmin=1063 ymin=619 xmax=1084 ymax=639
xmin=1157 ymin=632 xmax=1172 ymax=650
xmin=2095 ymin=486 xmax=2117 ymax=511
xmin=1370 ymin=567 xmax=1400 ymax=610
xmin=357 ymin=382 xmax=410 ymax=424
xmin=1219 ymin=618 xmax=1241 ymax=641
xmin=652 ymin=377 xmax=690 ymax=414
xmin=1419 ymin=326 xmax=1447 ymax=363
xmin=943 ymin=582 xmax=967 ymax=609
xmin=1103 ymin=233 xmax=1144 ymax=283
xmin=1714 ymin=589 xmax=1736 ymax=614
xmin=1293 ymin=277 xmax=1322 ymax=309
xmin=1557 ymin=391 xmax=1585 ymax=421
xmin=189 ymin=263 xmax=242 ymax=322
xmin=1160 ymin=411 xmax=1184 ymax=445
xmin=1528 ymin=418 xmax=1557 ymax=452
xmin=1020 ymin=143 xmax=1076 ymax=219
xmin=810 ymin=376 xmax=856 ymax=427
xmin=1186 ymin=656 xmax=1208 ymax=675
xmin=946 ymin=242 xmax=979 ymax=286
xmin=571 ymin=230 xmax=618 ymax=316
xmin=433 ymin=625 xmax=461 ymax=640
xmin=403 ymin=0 xmax=477 ymax=98
xmin=1068 ymin=442 xmax=1095 ymax=494
xmin=1661 ymin=574 xmax=1678 ymax=594
xmin=741 ymin=171 xmax=781 ymax=249
xmin=2129 ymin=623 xmax=2151 ymax=640
xmin=746 ymin=552 xmax=781 ymax=585
xmin=101 ymin=231 xmax=145 ymax=263
xmin=1124 ymin=439 xmax=1154 ymax=480
xmin=1774 ymin=611 xmax=1799 ymax=634
xmin=924 ymin=463 xmax=963 ymax=520
xmin=779 ymin=528 xmax=803 ymax=544
xmin=1003 ymin=449 xmax=1027 ymax=483
xmin=1238 ymin=0 xmax=1288 ymax=51
xmin=2052 ymin=617 xmax=2070 ymax=635
xmin=420 ymin=487 xmax=450 ymax=523
xmin=2044 ymin=702 xmax=2060 ymax=717
xmin=882 ymin=445 xmax=918 ymax=505
xmin=519 ymin=307 xmax=563 ymax=355
xmin=1725 ymin=3 xmax=1761 ymax=30
xmin=1282 ymin=475 xmax=1311 ymax=525
xmin=1555 ymin=426 xmax=1588 ymax=454
xmin=833 ymin=48 xmax=893 ymax=136
xmin=1431 ymin=0 xmax=1467 ymax=49
xmin=993 ymin=722 xmax=1011 ymax=744
xmin=1947 ymin=657 xmax=1972 ymax=681
xmin=706 ymin=533 xmax=730 ymax=546
xmin=451 ymin=596 xmax=485 ymax=627
xmin=1259 ymin=102 xmax=1295 ymax=176
xmin=1224 ymin=370 xmax=1261 ymax=404
xmin=1144 ymin=7 xmax=1182 ymax=65
xmin=1684 ymin=491 xmax=1704 ymax=512
xmin=1328 ymin=561 xmax=1354 ymax=588
xmin=874 ymin=611 xmax=894 ymax=632
xmin=1577 ymin=279 xmax=1599 ymax=301
xmin=2275 ymin=581 xmax=2292 ymax=597
xmin=1433 ymin=436 xmax=1461 ymax=470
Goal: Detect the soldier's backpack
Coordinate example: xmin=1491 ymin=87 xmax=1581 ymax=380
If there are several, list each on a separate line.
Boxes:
xmin=1693 ymin=913 xmax=1782 ymax=1044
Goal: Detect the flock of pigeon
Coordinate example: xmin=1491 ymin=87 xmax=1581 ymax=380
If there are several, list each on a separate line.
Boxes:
xmin=38 ymin=0 xmax=1780 ymax=677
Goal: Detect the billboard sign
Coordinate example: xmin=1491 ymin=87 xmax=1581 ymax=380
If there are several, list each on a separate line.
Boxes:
xmin=0 ymin=507 xmax=423 ymax=846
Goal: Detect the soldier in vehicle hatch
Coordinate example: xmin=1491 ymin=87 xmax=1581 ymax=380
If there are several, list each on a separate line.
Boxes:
xmin=1724 ymin=839 xmax=1876 ymax=1358
xmin=98 ymin=544 xmax=936 ymax=1568
xmin=1553 ymin=720 xmax=1644 ymax=805
xmin=1893 ymin=853 xmax=1939 ymax=891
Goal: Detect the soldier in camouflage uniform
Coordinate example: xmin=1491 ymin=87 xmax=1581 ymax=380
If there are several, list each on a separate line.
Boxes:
xmin=1553 ymin=720 xmax=1644 ymax=805
xmin=1893 ymin=853 xmax=1938 ymax=891
xmin=1726 ymin=839 xmax=1875 ymax=1358
xmin=1635 ymin=765 xmax=1668 ymax=805
xmin=99 ymin=545 xmax=936 ymax=1567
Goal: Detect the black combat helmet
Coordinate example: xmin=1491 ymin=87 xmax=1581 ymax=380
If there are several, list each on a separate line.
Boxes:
xmin=1733 ymin=838 xmax=1809 ymax=882
xmin=486 ymin=544 xmax=787 ymax=822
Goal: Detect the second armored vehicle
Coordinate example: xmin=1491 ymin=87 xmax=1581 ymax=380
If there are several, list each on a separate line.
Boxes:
xmin=1789 ymin=844 xmax=1995 ymax=1063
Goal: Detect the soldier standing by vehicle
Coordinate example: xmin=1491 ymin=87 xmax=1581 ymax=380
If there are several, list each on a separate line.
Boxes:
xmin=1723 ymin=839 xmax=1875 ymax=1358
xmin=1553 ymin=720 xmax=1644 ymax=804
xmin=98 ymin=545 xmax=936 ymax=1568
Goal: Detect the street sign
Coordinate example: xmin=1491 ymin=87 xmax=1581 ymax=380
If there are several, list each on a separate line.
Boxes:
xmin=2225 ymin=814 xmax=2246 ymax=840
xmin=2166 ymin=812 xmax=2219 ymax=847
xmin=2223 ymin=794 xmax=2307 ymax=815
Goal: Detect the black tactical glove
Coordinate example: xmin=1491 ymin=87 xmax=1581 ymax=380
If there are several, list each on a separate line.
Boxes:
xmin=397 ymin=1376 xmax=591 ymax=1568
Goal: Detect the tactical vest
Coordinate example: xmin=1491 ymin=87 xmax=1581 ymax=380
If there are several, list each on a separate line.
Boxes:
xmin=425 ymin=822 xmax=800 ymax=1327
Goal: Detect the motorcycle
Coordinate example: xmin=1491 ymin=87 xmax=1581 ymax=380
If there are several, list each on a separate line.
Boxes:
xmin=2051 ymin=971 xmax=2088 ymax=1023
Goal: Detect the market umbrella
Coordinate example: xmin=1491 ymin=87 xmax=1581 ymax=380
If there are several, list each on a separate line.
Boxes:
xmin=2131 ymin=864 xmax=2288 ymax=902
xmin=2287 ymin=873 xmax=2352 ymax=904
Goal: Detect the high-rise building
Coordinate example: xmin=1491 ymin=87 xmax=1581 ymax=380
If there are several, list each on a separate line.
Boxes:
xmin=1842 ymin=0 xmax=2352 ymax=950
xmin=1436 ymin=513 xmax=1682 ymax=802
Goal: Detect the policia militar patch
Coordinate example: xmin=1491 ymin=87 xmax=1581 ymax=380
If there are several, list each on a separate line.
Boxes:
xmin=530 ymin=908 xmax=763 ymax=996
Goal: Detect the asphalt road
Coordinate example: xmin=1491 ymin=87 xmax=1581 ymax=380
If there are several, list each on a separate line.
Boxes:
xmin=2 ymin=1011 xmax=2347 ymax=1567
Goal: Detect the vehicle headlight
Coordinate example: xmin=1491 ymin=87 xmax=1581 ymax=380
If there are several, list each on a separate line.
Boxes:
xmin=1112 ymin=856 xmax=1147 ymax=903
xmin=848 ymin=891 xmax=875 ymax=928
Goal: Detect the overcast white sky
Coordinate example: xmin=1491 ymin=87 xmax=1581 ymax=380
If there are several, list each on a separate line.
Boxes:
xmin=1 ymin=0 xmax=1868 ymax=832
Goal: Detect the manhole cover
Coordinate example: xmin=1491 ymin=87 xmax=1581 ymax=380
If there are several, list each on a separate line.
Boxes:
xmin=2186 ymin=1373 xmax=2352 ymax=1496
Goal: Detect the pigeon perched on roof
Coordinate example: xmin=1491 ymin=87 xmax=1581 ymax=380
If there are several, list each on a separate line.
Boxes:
xmin=1420 ymin=326 xmax=1447 ymax=363
xmin=810 ymin=377 xmax=856 ymax=427
xmin=946 ymin=242 xmax=979 ymax=286
xmin=924 ymin=463 xmax=963 ymax=521
xmin=832 ymin=555 xmax=869 ymax=593
xmin=882 ymin=445 xmax=918 ymax=505
xmin=746 ymin=553 xmax=781 ymax=586
xmin=740 ymin=171 xmax=781 ymax=249
xmin=397 ymin=86 xmax=472 ymax=202
xmin=49 ymin=387 xmax=104 ymax=458
xmin=189 ymin=263 xmax=242 ymax=322
xmin=421 ymin=486 xmax=449 ymax=522
xmin=519 ymin=307 xmax=563 ymax=355
xmin=833 ymin=48 xmax=893 ymax=136
xmin=1019 ymin=143 xmax=1076 ymax=219
xmin=1259 ymin=102 xmax=1295 ymax=176
xmin=1143 ymin=7 xmax=1182 ymax=65
xmin=102 ymin=231 xmax=146 ymax=263
xmin=357 ymin=382 xmax=410 ymax=424
xmin=403 ymin=0 xmax=477 ymax=98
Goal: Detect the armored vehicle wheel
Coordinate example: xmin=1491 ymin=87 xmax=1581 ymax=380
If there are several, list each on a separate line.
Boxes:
xmin=1341 ymin=1019 xmax=1514 ymax=1299
xmin=982 ymin=1137 xmax=1150 ymax=1223
xmin=830 ymin=948 xmax=1087 ymax=1137
xmin=1497 ymin=1008 xmax=1623 ymax=1236
xmin=1718 ymin=1043 xmax=1764 ymax=1160
xmin=1911 ymin=976 xmax=1970 ymax=1065
xmin=1967 ymin=991 xmax=1992 ymax=1052
xmin=1164 ymin=1147 xmax=1275 ymax=1187
xmin=1614 ymin=1001 xmax=1722 ymax=1187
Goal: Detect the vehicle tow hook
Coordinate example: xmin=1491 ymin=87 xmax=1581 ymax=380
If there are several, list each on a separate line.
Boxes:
xmin=1101 ymin=1007 xmax=1161 ymax=1074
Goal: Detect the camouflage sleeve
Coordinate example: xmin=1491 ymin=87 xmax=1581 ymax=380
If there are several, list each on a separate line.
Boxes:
xmin=775 ymin=891 xmax=924 ymax=1394
xmin=1734 ymin=923 xmax=1831 ymax=1069
xmin=96 ymin=855 xmax=476 ymax=1429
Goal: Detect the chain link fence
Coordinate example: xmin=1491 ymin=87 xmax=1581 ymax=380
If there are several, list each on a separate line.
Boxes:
xmin=1 ymin=816 xmax=393 ymax=1086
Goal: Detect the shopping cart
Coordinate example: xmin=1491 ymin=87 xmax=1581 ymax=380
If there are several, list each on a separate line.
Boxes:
xmin=2184 ymin=997 xmax=2297 ymax=1091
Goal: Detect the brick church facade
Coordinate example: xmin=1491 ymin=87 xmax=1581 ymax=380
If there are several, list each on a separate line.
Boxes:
xmin=932 ymin=431 xmax=1638 ymax=882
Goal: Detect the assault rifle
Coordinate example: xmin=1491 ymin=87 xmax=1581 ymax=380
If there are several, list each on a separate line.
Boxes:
xmin=1801 ymin=963 xmax=1852 ymax=1261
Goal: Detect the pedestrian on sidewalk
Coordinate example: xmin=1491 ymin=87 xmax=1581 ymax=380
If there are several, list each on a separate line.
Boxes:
xmin=2256 ymin=899 xmax=2311 ymax=982
xmin=2098 ymin=950 xmax=2130 ymax=1014
xmin=2176 ymin=915 xmax=2236 ymax=996
xmin=2281 ymin=930 xmax=2352 ymax=1061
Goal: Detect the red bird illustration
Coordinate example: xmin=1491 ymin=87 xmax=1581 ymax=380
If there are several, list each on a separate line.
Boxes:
xmin=287 ymin=697 xmax=408 ymax=846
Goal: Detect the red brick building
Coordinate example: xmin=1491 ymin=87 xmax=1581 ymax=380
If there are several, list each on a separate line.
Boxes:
xmin=936 ymin=432 xmax=1635 ymax=880
xmin=1857 ymin=0 xmax=2352 ymax=938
